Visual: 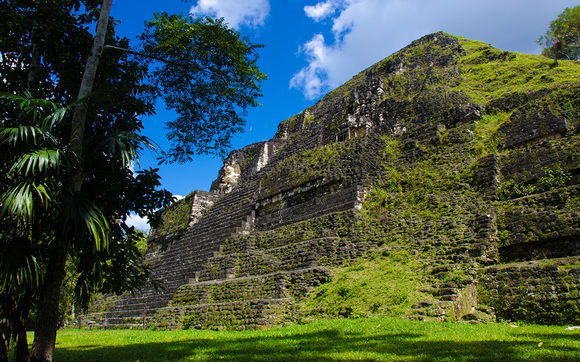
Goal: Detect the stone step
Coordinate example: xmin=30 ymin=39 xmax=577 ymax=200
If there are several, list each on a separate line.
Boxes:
xmin=171 ymin=267 xmax=331 ymax=307
xmin=152 ymin=297 xmax=296 ymax=330
xmin=198 ymin=237 xmax=344 ymax=281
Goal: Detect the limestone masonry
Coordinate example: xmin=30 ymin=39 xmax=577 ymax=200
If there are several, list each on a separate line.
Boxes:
xmin=87 ymin=32 xmax=579 ymax=329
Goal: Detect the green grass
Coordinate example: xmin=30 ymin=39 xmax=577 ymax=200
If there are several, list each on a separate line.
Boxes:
xmin=453 ymin=37 xmax=580 ymax=105
xmin=471 ymin=111 xmax=509 ymax=156
xmin=301 ymin=250 xmax=430 ymax=319
xmin=43 ymin=318 xmax=579 ymax=361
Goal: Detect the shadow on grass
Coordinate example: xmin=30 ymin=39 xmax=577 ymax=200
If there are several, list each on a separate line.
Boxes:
xmin=54 ymin=328 xmax=576 ymax=361
xmin=524 ymin=333 xmax=580 ymax=341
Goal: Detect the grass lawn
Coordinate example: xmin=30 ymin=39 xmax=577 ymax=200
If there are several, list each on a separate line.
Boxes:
xmin=42 ymin=317 xmax=579 ymax=361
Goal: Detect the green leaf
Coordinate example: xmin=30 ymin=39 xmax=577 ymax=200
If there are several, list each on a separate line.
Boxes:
xmin=0 ymin=236 xmax=41 ymax=290
xmin=10 ymin=148 xmax=63 ymax=177
xmin=62 ymin=195 xmax=111 ymax=252
xmin=0 ymin=126 xmax=45 ymax=147
xmin=140 ymin=13 xmax=266 ymax=163
xmin=42 ymin=105 xmax=68 ymax=130
xmin=0 ymin=180 xmax=53 ymax=222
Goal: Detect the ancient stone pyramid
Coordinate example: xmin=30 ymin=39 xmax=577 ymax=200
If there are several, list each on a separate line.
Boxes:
xmin=89 ymin=32 xmax=579 ymax=329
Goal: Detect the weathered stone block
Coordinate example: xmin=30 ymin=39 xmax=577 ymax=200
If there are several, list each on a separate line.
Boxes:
xmin=479 ymin=257 xmax=580 ymax=325
xmin=500 ymin=109 xmax=567 ymax=149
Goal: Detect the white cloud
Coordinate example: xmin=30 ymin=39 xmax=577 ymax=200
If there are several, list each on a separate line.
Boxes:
xmin=190 ymin=0 xmax=270 ymax=29
xmin=126 ymin=213 xmax=150 ymax=233
xmin=304 ymin=0 xmax=340 ymax=22
xmin=289 ymin=34 xmax=329 ymax=99
xmin=291 ymin=0 xmax=578 ymax=99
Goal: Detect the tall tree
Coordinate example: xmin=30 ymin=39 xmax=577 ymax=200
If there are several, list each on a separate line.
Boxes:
xmin=30 ymin=2 xmax=112 ymax=359
xmin=0 ymin=1 xmax=163 ymax=361
xmin=140 ymin=13 xmax=267 ymax=163
xmin=0 ymin=1 xmax=266 ymax=361
xmin=538 ymin=6 xmax=580 ymax=64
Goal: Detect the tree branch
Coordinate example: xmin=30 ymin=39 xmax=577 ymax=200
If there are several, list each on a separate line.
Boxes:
xmin=104 ymin=45 xmax=181 ymax=66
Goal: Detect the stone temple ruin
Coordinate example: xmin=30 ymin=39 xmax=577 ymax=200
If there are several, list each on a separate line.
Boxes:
xmin=88 ymin=32 xmax=579 ymax=329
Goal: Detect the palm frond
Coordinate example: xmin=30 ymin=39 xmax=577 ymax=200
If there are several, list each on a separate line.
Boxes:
xmin=0 ymin=126 xmax=51 ymax=147
xmin=114 ymin=133 xmax=138 ymax=168
xmin=62 ymin=194 xmax=110 ymax=252
xmin=0 ymin=92 xmax=59 ymax=124
xmin=0 ymin=180 xmax=52 ymax=222
xmin=101 ymin=131 xmax=160 ymax=168
xmin=0 ymin=92 xmax=54 ymax=111
xmin=0 ymin=236 xmax=41 ymax=290
xmin=40 ymin=98 xmax=80 ymax=131
xmin=41 ymin=105 xmax=68 ymax=130
xmin=10 ymin=148 xmax=64 ymax=176
xmin=1 ymin=92 xmax=71 ymax=133
xmin=72 ymin=249 xmax=103 ymax=308
xmin=134 ymin=133 xmax=159 ymax=153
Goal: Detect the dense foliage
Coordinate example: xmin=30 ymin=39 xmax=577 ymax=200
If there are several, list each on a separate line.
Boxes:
xmin=0 ymin=0 xmax=265 ymax=360
xmin=538 ymin=6 xmax=580 ymax=62
xmin=0 ymin=1 xmax=171 ymax=360
xmin=141 ymin=13 xmax=267 ymax=163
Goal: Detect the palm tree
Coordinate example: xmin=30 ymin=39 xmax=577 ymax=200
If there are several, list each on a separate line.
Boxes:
xmin=0 ymin=89 xmax=158 ymax=360
xmin=0 ymin=93 xmax=111 ymax=361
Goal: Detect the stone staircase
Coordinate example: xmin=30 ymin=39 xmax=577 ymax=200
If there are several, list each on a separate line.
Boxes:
xmin=100 ymin=177 xmax=262 ymax=328
xmin=91 ymin=133 xmax=377 ymax=328
xmin=410 ymin=209 xmax=498 ymax=321
xmin=144 ymin=210 xmax=371 ymax=330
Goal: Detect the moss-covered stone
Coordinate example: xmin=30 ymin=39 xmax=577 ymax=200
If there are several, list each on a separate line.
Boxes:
xmin=103 ymin=32 xmax=580 ymax=330
xmin=149 ymin=197 xmax=192 ymax=240
xmin=479 ymin=257 xmax=580 ymax=324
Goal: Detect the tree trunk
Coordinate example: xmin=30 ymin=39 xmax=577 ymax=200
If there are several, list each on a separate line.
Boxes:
xmin=15 ymin=327 xmax=28 ymax=362
xmin=29 ymin=239 xmax=68 ymax=362
xmin=29 ymin=1 xmax=112 ymax=361
xmin=0 ymin=291 xmax=30 ymax=362
xmin=69 ymin=0 xmax=112 ymax=191
xmin=15 ymin=293 xmax=31 ymax=362
xmin=27 ymin=42 xmax=41 ymax=92
xmin=0 ymin=292 xmax=10 ymax=362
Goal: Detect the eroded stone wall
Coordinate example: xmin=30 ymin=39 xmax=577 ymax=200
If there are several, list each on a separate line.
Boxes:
xmin=479 ymin=257 xmax=579 ymax=324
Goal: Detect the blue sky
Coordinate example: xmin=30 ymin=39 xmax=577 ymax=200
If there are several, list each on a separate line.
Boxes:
xmin=111 ymin=0 xmax=577 ymax=230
